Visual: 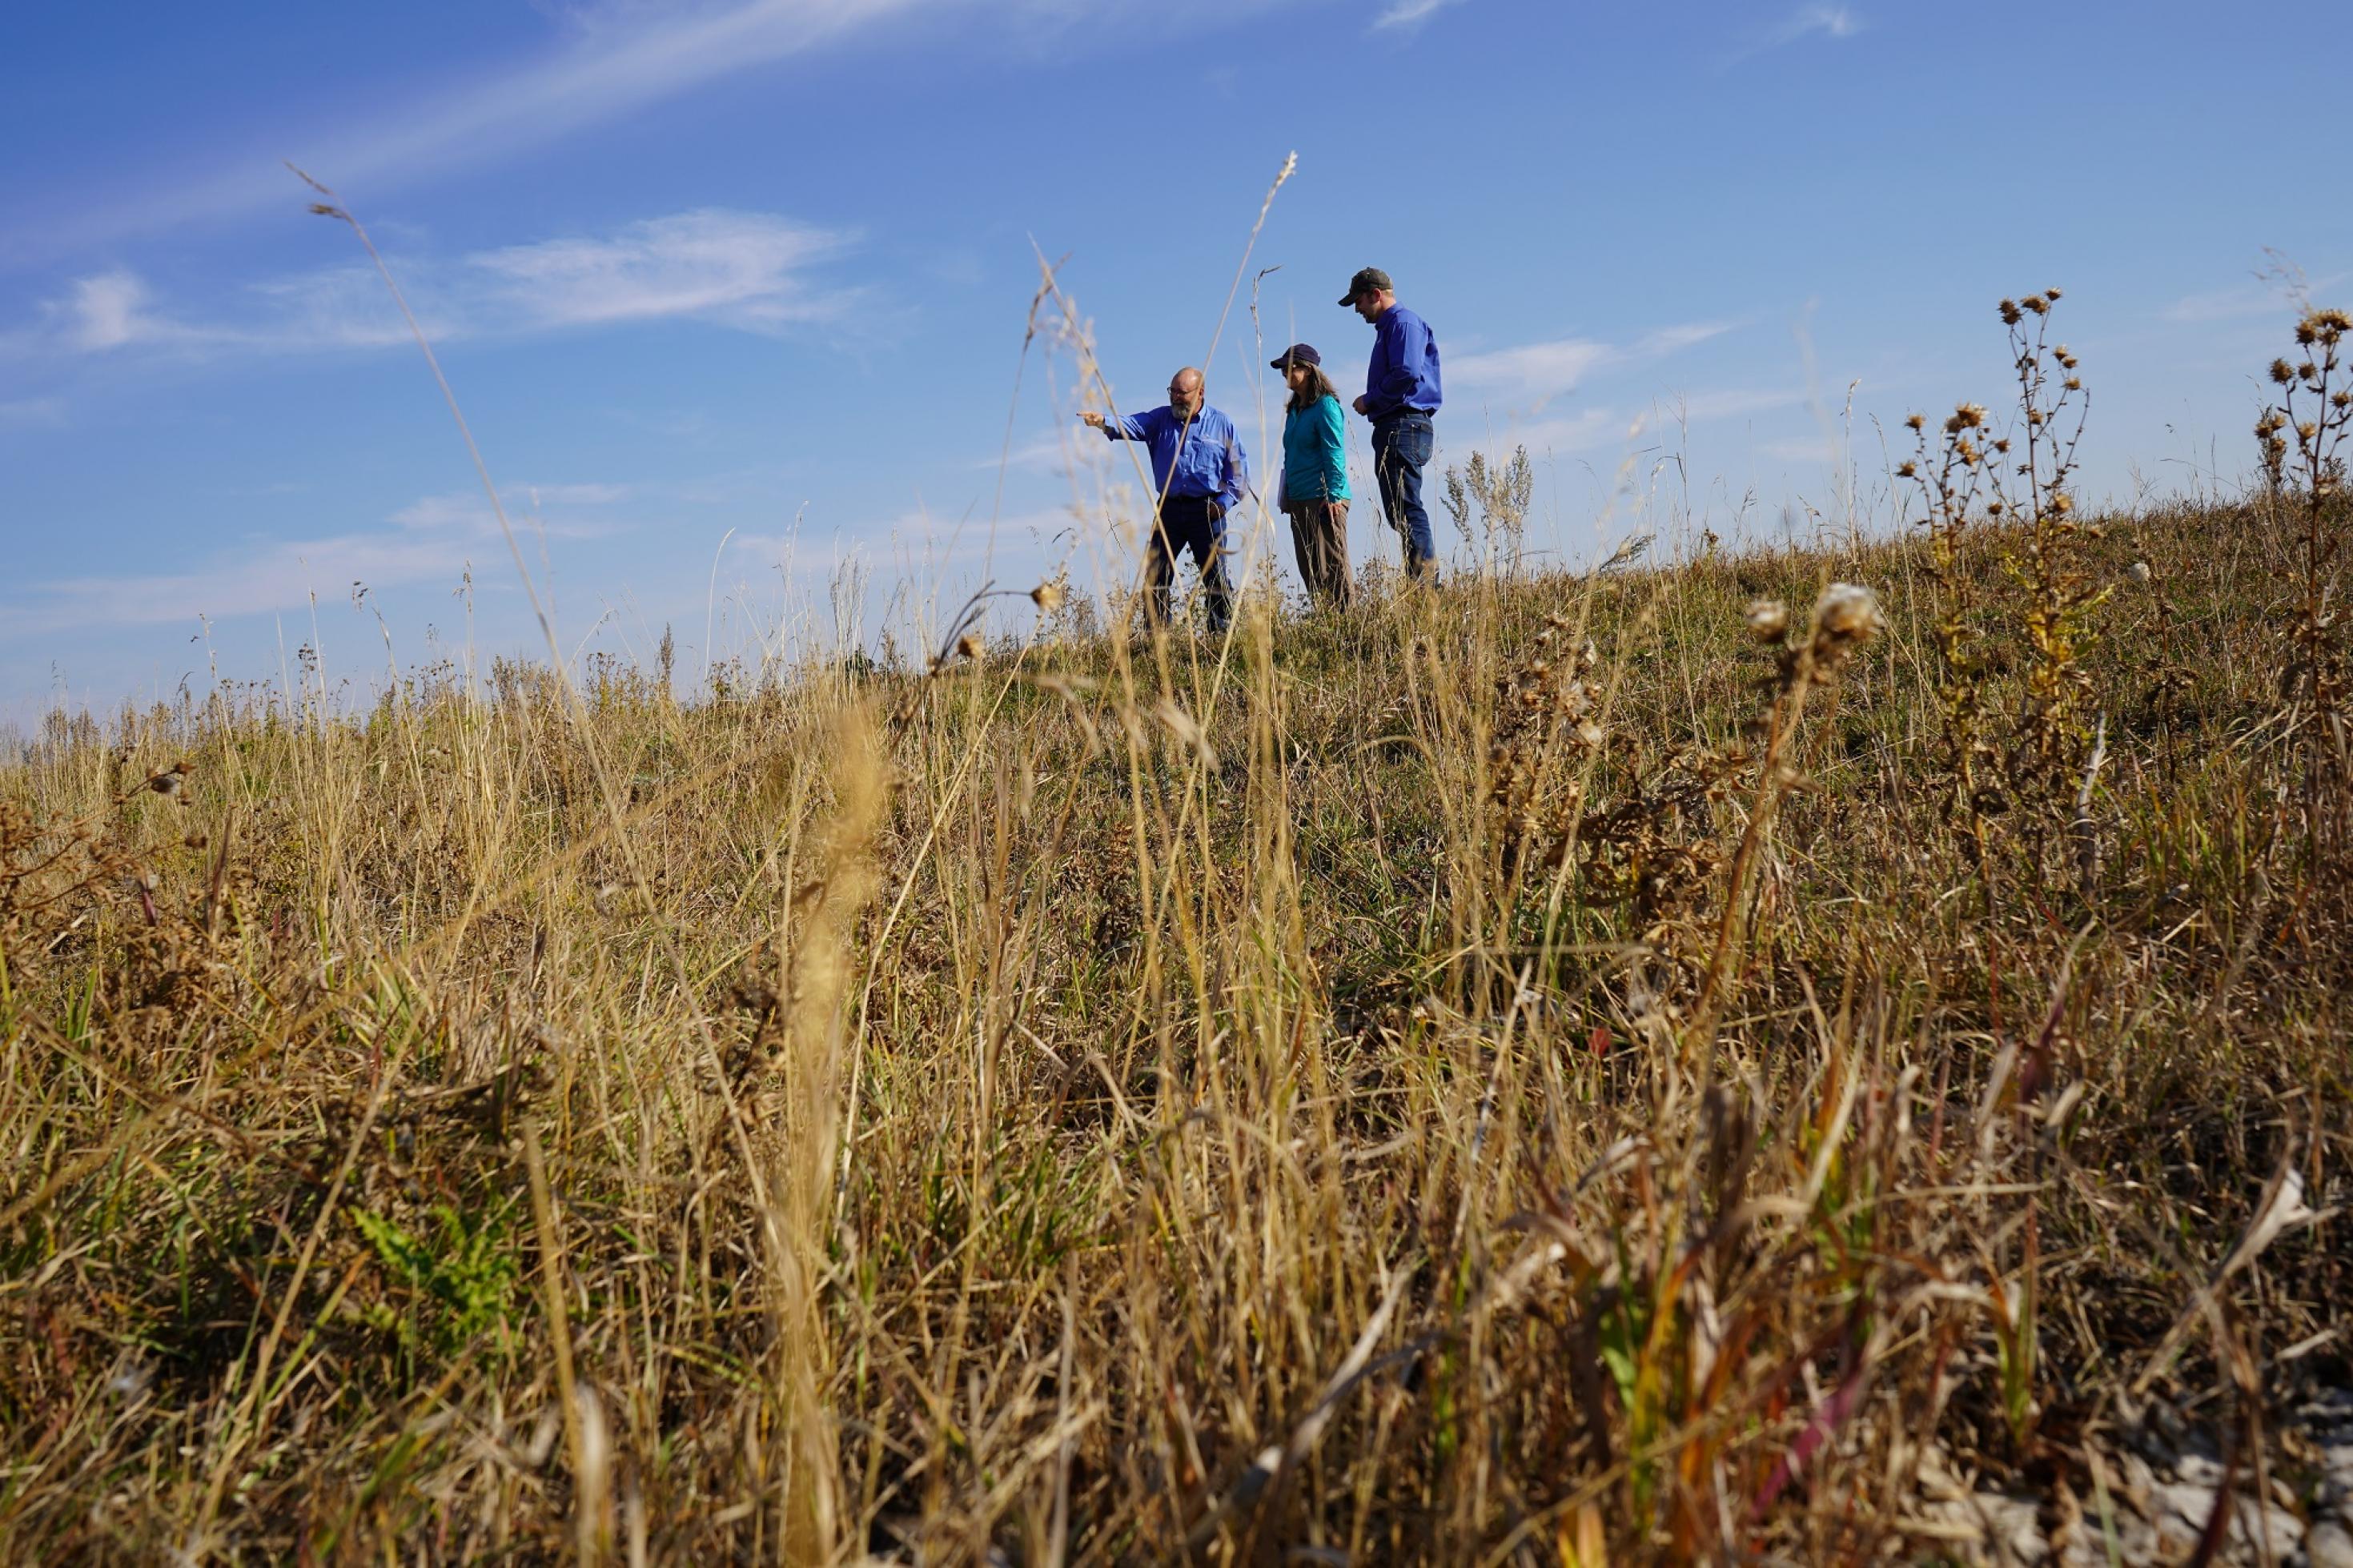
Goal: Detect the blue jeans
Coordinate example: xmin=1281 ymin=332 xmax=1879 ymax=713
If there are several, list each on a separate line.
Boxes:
xmin=1142 ymin=494 xmax=1231 ymax=631
xmin=1371 ymin=412 xmax=1436 ymax=577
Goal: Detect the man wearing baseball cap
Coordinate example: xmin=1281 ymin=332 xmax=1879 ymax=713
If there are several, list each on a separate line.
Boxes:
xmin=1340 ymin=267 xmax=1444 ymax=579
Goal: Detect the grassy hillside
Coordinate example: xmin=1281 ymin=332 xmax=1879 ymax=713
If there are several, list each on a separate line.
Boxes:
xmin=2 ymin=308 xmax=2351 ymax=1563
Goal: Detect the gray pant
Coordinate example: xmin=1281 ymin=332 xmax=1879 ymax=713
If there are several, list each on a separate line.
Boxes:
xmin=1284 ymin=498 xmax=1352 ymax=609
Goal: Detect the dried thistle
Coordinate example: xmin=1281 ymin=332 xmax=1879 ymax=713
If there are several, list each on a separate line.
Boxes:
xmin=1812 ymin=582 xmax=1885 ymax=646
xmin=1692 ymin=583 xmax=1882 ymax=1031
xmin=2256 ymin=306 xmax=2353 ymax=723
xmin=1745 ymin=600 xmax=1790 ymax=644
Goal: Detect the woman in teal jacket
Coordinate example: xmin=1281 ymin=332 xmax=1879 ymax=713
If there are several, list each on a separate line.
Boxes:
xmin=1271 ymin=343 xmax=1352 ymax=610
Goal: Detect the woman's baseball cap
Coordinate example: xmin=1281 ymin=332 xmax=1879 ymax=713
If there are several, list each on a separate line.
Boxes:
xmin=1268 ymin=343 xmax=1323 ymax=371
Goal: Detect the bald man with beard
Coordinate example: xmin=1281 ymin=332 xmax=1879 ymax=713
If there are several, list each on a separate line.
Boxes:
xmin=1081 ymin=366 xmax=1249 ymax=633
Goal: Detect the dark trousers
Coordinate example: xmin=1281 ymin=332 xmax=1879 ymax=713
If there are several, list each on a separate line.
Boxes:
xmin=1371 ymin=411 xmax=1437 ymax=578
xmin=1142 ymin=494 xmax=1231 ymax=631
xmin=1284 ymin=498 xmax=1352 ymax=609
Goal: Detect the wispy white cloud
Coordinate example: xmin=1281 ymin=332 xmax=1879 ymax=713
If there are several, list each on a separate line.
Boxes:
xmin=2 ymin=268 xmax=269 ymax=358
xmin=976 ymin=431 xmax=1078 ymax=472
xmin=529 ymin=0 xmax=754 ymax=37
xmin=1658 ymin=387 xmax=1803 ymax=422
xmin=1773 ymin=4 xmax=1861 ymax=45
xmin=733 ymin=503 xmax=1082 ymax=565
xmin=387 ymin=483 xmax=631 ymax=531
xmin=1760 ymin=436 xmax=1837 ymax=463
xmin=469 ymin=211 xmax=860 ymax=331
xmin=3 ymin=484 xmax=630 ymax=633
xmin=17 ymin=535 xmax=480 ymax=632
xmin=2162 ymin=271 xmax=2347 ymax=324
xmin=1448 ymin=319 xmax=1733 ymax=410
xmin=1452 ymin=407 xmax=1629 ymax=459
xmin=525 ymin=482 xmax=635 ymax=507
xmin=325 ymin=0 xmax=913 ymax=185
xmin=1444 ymin=383 xmax=1798 ymax=465
xmin=1372 ymin=0 xmax=1463 ymax=33
xmin=12 ymin=1 xmax=925 ymax=261
xmin=1637 ymin=322 xmax=1737 ymax=355
xmin=1721 ymin=3 xmax=1864 ymax=68
xmin=69 ymin=273 xmax=167 ymax=351
xmin=1449 ymin=339 xmax=1616 ymax=405
xmin=6 ymin=210 xmax=865 ymax=363
xmin=17 ymin=0 xmax=1318 ymax=263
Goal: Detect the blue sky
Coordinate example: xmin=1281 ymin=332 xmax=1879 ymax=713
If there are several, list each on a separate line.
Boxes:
xmin=4 ymin=0 xmax=2347 ymax=721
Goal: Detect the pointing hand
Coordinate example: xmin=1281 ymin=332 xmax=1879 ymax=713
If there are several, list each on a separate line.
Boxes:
xmin=1078 ymin=411 xmax=1107 ymax=429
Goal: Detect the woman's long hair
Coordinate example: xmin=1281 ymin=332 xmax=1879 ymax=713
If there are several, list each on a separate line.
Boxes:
xmin=1286 ymin=361 xmax=1340 ymax=413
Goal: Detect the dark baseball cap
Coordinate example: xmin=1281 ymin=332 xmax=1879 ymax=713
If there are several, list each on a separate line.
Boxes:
xmin=1338 ymin=267 xmax=1392 ymax=305
xmin=1268 ymin=343 xmax=1322 ymax=371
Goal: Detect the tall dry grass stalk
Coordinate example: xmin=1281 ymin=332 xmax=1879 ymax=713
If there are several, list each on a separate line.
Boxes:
xmin=772 ymin=704 xmax=887 ymax=1558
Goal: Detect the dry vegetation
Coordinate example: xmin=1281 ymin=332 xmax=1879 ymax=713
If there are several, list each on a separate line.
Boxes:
xmin=2 ymin=299 xmax=2351 ymax=1566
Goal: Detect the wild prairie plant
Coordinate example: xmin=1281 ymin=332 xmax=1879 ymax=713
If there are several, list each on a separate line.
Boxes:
xmin=1984 ymin=291 xmax=2109 ymax=816
xmin=2258 ymin=307 xmax=2353 ymax=732
xmin=1688 ymin=581 xmax=1882 ymax=1035
xmin=1901 ymin=291 xmax=2110 ymax=896
xmin=1442 ymin=445 xmax=1535 ymax=576
xmin=1900 ymin=394 xmax=2002 ymax=859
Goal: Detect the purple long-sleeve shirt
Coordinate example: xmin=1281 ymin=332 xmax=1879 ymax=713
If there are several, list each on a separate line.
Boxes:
xmin=1363 ymin=305 xmax=1443 ymax=422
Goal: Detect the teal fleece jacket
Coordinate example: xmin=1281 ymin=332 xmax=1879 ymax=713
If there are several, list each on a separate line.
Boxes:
xmin=1280 ymin=395 xmax=1350 ymax=503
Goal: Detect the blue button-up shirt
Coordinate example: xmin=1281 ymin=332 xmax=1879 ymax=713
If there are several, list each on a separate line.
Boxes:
xmin=1363 ymin=305 xmax=1443 ymax=422
xmin=1098 ymin=403 xmax=1249 ymax=512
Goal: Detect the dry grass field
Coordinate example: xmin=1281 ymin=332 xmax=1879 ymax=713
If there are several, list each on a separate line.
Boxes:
xmin=2 ymin=299 xmax=2351 ymax=1563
